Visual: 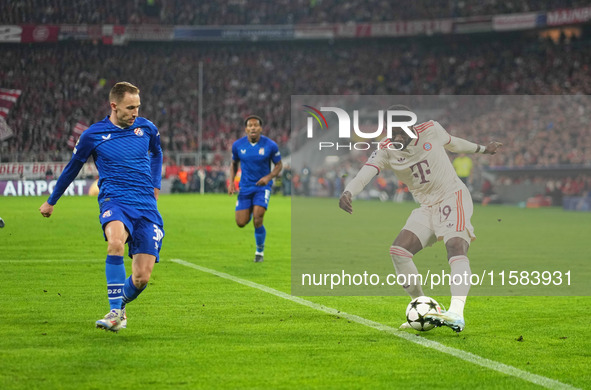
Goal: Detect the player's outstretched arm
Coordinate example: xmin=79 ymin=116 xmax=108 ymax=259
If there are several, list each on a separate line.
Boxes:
xmin=338 ymin=164 xmax=380 ymax=214
xmin=446 ymin=136 xmax=503 ymax=155
xmin=39 ymin=158 xmax=85 ymax=218
xmin=339 ymin=191 xmax=353 ymax=214
xmin=39 ymin=201 xmax=54 ymax=218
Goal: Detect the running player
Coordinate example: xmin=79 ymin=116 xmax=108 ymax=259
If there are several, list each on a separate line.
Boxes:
xmin=228 ymin=115 xmax=282 ymax=262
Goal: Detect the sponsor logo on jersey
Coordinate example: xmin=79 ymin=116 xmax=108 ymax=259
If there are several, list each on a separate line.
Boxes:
xmin=102 ymin=134 xmax=111 ymax=140
xmin=102 ymin=210 xmax=112 ymax=218
xmin=259 ymin=147 xmax=265 ymax=155
xmin=134 ymin=128 xmax=144 ymax=136
xmin=240 ymin=149 xmax=246 ymax=154
xmin=423 ymin=142 xmax=432 ymax=151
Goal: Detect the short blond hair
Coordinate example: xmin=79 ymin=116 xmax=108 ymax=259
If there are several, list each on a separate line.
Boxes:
xmin=109 ymin=82 xmax=139 ymax=103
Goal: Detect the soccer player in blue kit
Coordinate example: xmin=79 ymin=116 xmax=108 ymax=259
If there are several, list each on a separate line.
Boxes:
xmin=39 ymin=82 xmax=164 ymax=332
xmin=228 ymin=115 xmax=282 ymax=262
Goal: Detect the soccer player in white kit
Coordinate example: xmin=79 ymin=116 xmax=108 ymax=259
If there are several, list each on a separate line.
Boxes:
xmin=339 ymin=106 xmax=502 ymax=332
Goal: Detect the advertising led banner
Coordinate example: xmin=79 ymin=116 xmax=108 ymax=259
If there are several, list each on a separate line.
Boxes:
xmin=174 ymin=26 xmax=294 ymax=41
xmin=493 ymin=12 xmax=541 ymax=31
xmin=0 ymin=179 xmax=94 ymax=197
xmin=546 ymin=6 xmax=591 ymax=26
xmin=58 ymin=25 xmax=102 ymax=40
xmin=453 ymin=16 xmax=493 ymax=33
xmin=0 ymin=162 xmax=97 ymax=180
xmin=0 ymin=25 xmax=23 ymax=42
xmin=370 ymin=20 xmax=454 ymax=37
xmin=20 ymin=24 xmax=59 ymax=42
xmin=294 ymin=25 xmax=335 ymax=39
xmin=125 ymin=25 xmax=174 ymax=41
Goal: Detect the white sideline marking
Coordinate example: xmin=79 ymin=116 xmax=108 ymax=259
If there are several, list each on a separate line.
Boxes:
xmin=171 ymin=258 xmax=577 ymax=390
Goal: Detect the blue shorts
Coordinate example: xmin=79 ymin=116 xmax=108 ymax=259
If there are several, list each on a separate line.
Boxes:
xmin=99 ymin=202 xmax=164 ymax=262
xmin=236 ymin=185 xmax=272 ymax=211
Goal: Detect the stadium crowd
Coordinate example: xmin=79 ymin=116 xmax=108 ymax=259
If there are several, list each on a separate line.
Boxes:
xmin=2 ymin=34 xmax=590 ymax=162
xmin=2 ymin=0 xmax=590 ymax=25
xmin=2 ymin=17 xmax=591 ymax=200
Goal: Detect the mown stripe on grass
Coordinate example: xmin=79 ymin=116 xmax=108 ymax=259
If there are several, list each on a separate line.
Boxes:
xmin=171 ymin=258 xmax=579 ymax=390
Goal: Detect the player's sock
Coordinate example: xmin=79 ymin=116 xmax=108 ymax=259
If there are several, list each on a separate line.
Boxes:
xmin=448 ymin=255 xmax=471 ymax=317
xmin=122 ymin=275 xmax=146 ymax=307
xmin=105 ymin=255 xmax=125 ymax=310
xmin=254 ymin=225 xmax=266 ymax=253
xmin=390 ymin=246 xmax=424 ymax=299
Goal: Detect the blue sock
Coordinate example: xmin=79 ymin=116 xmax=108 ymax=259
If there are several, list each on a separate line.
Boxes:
xmin=254 ymin=225 xmax=266 ymax=253
xmin=105 ymin=255 xmax=125 ymax=310
xmin=122 ymin=275 xmax=146 ymax=308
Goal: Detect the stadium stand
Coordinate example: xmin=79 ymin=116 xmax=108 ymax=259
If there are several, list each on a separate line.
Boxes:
xmin=1 ymin=3 xmax=590 ymax=200
xmin=3 ymin=0 xmax=591 ymax=25
xmin=2 ymin=35 xmax=590 ymax=162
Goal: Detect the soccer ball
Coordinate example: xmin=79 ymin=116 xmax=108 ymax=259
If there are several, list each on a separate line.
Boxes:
xmin=405 ymin=296 xmax=443 ymax=331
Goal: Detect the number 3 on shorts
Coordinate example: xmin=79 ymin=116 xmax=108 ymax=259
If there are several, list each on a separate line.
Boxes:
xmin=264 ymin=189 xmax=270 ymax=204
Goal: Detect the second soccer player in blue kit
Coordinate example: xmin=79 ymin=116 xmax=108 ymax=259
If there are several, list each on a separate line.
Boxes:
xmin=228 ymin=115 xmax=282 ymax=262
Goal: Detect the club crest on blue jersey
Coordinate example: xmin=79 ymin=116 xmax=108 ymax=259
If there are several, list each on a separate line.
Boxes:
xmin=134 ymin=128 xmax=144 ymax=136
xmin=102 ymin=210 xmax=112 ymax=218
xmin=423 ymin=142 xmax=432 ymax=151
xmin=259 ymin=147 xmax=265 ymax=155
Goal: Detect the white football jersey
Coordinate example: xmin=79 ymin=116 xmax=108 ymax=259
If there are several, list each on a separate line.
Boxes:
xmin=366 ymin=120 xmax=468 ymax=206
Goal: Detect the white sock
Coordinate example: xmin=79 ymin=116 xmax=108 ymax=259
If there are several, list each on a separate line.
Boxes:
xmin=390 ymin=246 xmax=424 ymax=299
xmin=448 ymin=255 xmax=471 ymax=317
xmin=449 ymin=297 xmax=466 ymax=316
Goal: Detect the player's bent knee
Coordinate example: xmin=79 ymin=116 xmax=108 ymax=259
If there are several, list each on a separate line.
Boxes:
xmin=107 ymin=239 xmax=126 ymax=256
xmin=133 ymin=274 xmax=150 ymax=289
xmin=445 ymin=237 xmax=469 ymax=258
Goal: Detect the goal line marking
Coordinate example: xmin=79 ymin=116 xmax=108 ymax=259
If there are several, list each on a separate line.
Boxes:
xmin=171 ymin=258 xmax=577 ymax=390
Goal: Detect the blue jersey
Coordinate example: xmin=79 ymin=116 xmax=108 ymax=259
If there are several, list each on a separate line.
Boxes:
xmin=71 ymin=116 xmax=162 ymax=211
xmin=232 ymin=135 xmax=281 ymax=189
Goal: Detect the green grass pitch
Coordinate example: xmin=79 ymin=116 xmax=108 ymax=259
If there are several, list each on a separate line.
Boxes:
xmin=0 ymin=194 xmax=589 ymax=389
